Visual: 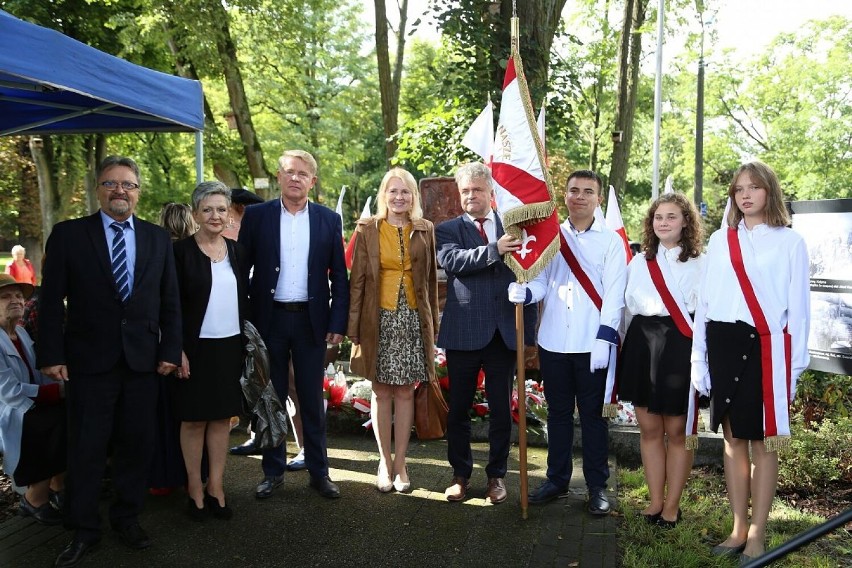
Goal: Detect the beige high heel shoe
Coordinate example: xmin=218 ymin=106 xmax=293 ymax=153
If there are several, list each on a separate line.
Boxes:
xmin=392 ymin=468 xmax=410 ymax=493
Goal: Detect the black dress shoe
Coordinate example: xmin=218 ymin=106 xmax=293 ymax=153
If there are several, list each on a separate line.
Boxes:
xmin=204 ymin=492 xmax=233 ymax=520
xmin=528 ymin=480 xmax=568 ymax=505
xmin=656 ymin=508 xmax=682 ymax=529
xmin=185 ymin=498 xmax=206 ymax=522
xmin=229 ymin=439 xmax=261 ymax=456
xmin=587 ymin=487 xmax=611 ymax=516
xmin=255 ymin=475 xmax=284 ymax=499
xmin=55 ymin=539 xmax=98 ymax=568
xmin=114 ymin=522 xmax=151 ymax=549
xmin=309 ymin=475 xmax=340 ymax=499
xmin=19 ymin=494 xmax=63 ymax=525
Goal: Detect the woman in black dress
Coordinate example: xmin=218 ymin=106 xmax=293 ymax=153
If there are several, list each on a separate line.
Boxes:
xmin=173 ymin=181 xmax=248 ymax=520
xmin=618 ymin=193 xmax=704 ymax=528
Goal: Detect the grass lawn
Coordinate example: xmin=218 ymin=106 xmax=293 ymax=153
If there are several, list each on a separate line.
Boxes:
xmin=618 ymin=464 xmax=852 ymax=567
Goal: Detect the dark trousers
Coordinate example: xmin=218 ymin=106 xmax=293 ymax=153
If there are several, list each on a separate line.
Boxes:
xmin=538 ymin=347 xmax=609 ymax=490
xmin=65 ymin=360 xmax=157 ymax=543
xmin=446 ymin=332 xmax=516 ymax=479
xmin=261 ymin=309 xmax=328 ymax=478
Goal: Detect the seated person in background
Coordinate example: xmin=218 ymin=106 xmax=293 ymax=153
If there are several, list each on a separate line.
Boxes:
xmin=0 ymin=273 xmax=66 ymax=525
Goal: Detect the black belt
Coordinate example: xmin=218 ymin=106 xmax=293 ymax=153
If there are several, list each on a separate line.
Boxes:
xmin=274 ymin=301 xmax=308 ymax=312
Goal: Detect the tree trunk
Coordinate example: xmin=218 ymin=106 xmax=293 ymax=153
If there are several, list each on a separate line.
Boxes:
xmin=30 ymin=136 xmax=59 ymax=242
xmin=208 ymin=0 xmax=271 ymax=186
xmin=608 ymin=0 xmax=647 ymax=196
xmin=374 ymin=0 xmax=409 ymax=165
xmin=84 ymin=134 xmax=106 ymax=214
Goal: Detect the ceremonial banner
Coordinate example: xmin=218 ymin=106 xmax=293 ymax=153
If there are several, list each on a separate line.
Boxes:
xmin=345 ymin=196 xmax=372 ymax=270
xmin=492 ymin=44 xmax=559 ymax=282
xmin=605 ymin=185 xmax=632 ymax=264
xmin=461 ymin=101 xmax=494 ymax=162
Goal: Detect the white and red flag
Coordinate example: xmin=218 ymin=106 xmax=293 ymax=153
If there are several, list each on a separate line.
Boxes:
xmin=491 ymin=44 xmax=559 ymax=282
xmin=335 ymin=186 xmax=347 ymax=239
xmin=461 ymin=100 xmax=494 ymax=162
xmin=345 ymin=196 xmax=371 ymax=270
xmin=605 ymin=185 xmax=632 ymax=264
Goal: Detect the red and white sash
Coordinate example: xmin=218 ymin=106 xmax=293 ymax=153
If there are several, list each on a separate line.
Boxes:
xmin=559 ymin=227 xmax=619 ymax=416
xmin=644 ymin=251 xmax=700 ymax=449
xmin=726 ymin=228 xmax=792 ymax=450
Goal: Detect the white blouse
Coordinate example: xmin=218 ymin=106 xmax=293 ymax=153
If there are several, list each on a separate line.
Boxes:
xmin=624 ymin=246 xmax=705 ymax=318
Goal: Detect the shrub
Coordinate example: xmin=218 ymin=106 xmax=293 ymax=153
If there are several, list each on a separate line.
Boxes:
xmin=777 ymin=414 xmax=852 ymax=493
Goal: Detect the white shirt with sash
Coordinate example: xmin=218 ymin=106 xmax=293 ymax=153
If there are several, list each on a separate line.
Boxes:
xmin=691 ymin=221 xmax=810 ymax=444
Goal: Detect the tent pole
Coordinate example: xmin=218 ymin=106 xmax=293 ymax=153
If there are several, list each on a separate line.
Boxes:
xmin=195 ymin=130 xmax=204 ymax=183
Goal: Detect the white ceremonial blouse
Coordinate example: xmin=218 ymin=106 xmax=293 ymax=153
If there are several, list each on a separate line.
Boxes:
xmin=691 ymin=222 xmax=811 ymax=381
xmin=527 ymin=218 xmax=627 ymax=354
xmin=624 ymin=247 xmax=705 ymax=318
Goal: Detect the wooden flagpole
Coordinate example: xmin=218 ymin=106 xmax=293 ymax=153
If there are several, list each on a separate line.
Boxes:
xmin=516 ymin=302 xmax=529 ymax=519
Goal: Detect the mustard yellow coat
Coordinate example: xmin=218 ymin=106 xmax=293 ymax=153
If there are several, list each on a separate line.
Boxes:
xmin=347 ymin=217 xmax=438 ymax=382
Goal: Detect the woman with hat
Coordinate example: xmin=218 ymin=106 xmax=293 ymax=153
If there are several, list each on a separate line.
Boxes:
xmin=0 ymin=273 xmax=66 ymax=524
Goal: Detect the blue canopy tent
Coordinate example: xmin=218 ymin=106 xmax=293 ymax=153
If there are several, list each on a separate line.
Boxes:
xmin=0 ymin=9 xmax=205 ymax=180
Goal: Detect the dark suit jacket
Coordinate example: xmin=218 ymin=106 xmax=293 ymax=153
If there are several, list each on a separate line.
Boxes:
xmin=38 ymin=212 xmax=182 ymax=374
xmin=173 ymin=236 xmax=249 ymax=360
xmin=436 ymin=214 xmax=537 ymax=351
xmin=238 ymin=199 xmax=349 ymax=344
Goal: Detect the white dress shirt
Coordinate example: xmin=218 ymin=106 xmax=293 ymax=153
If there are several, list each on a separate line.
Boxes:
xmin=527 ymin=218 xmax=627 ymax=353
xmin=465 ymin=210 xmax=497 ymax=243
xmin=200 ymin=254 xmax=241 ymax=338
xmin=274 ymin=200 xmax=310 ymax=302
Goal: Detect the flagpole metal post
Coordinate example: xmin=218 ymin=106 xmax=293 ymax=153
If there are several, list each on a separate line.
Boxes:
xmin=515 ymin=301 xmax=529 ymax=519
xmin=651 ymin=0 xmax=665 ymax=200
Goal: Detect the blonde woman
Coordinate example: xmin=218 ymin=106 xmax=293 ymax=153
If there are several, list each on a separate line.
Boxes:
xmin=348 ymin=168 xmax=438 ymax=493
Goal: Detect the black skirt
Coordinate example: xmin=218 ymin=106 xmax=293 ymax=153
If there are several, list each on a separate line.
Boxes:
xmin=15 ymin=402 xmax=66 ymax=486
xmin=618 ymin=315 xmax=692 ymax=415
xmin=173 ymin=335 xmax=243 ymax=422
xmin=707 ymin=321 xmax=764 ymax=440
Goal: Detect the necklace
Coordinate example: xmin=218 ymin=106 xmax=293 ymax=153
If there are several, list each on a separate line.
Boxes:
xmin=197 ymin=237 xmax=226 ymax=263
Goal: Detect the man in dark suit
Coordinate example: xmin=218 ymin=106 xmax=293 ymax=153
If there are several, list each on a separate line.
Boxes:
xmin=238 ymin=149 xmax=348 ymax=500
xmin=436 ymin=162 xmax=537 ymax=504
xmin=39 ymin=156 xmax=181 ymax=567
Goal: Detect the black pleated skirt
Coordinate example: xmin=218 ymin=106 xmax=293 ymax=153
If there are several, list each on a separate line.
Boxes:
xmin=707 ymin=320 xmax=764 ymax=440
xmin=15 ymin=402 xmax=66 ymax=486
xmin=618 ymin=315 xmax=692 ymax=415
xmin=173 ymin=335 xmax=243 ymax=422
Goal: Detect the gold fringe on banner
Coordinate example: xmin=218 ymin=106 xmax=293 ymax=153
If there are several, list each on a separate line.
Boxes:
xmin=602 ymin=403 xmax=618 ymax=418
xmin=685 ymin=435 xmax=699 ymax=451
xmin=764 ymin=435 xmax=791 ymax=453
xmin=505 ymin=231 xmax=560 ymax=284
xmin=501 ymin=201 xmax=555 ymax=230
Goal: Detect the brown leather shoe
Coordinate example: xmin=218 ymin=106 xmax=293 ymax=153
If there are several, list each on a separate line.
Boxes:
xmin=485 ymin=478 xmax=507 ymax=504
xmin=444 ymin=476 xmax=470 ymax=502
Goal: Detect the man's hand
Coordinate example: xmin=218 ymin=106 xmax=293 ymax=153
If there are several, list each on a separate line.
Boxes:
xmin=690 ymin=361 xmax=711 ymax=397
xmin=508 ymin=282 xmax=528 ymax=304
xmin=589 ymin=341 xmax=611 ymax=372
xmin=42 ymin=365 xmax=68 ymax=381
xmin=157 ymin=361 xmax=178 ymax=376
xmin=326 ymin=333 xmax=344 ymax=345
xmin=496 ymin=234 xmax=522 ymax=256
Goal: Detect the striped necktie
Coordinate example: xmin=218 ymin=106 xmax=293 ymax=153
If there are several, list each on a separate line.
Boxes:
xmin=110 ymin=221 xmax=130 ymax=303
xmin=475 ymin=218 xmax=488 ymax=244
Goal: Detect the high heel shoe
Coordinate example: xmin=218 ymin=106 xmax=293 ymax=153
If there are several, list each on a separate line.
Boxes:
xmin=204 ymin=492 xmax=233 ymax=520
xmin=185 ymin=498 xmax=206 ymax=522
xmin=655 ymin=508 xmax=682 ymax=529
xmin=392 ymin=469 xmax=411 ymax=493
xmin=376 ymin=464 xmax=393 ymax=493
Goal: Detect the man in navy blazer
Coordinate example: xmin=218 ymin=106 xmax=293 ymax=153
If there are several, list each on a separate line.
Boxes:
xmin=238 ymin=149 xmax=348 ymax=500
xmin=436 ymin=162 xmax=537 ymax=504
xmin=39 ymin=156 xmax=181 ymax=567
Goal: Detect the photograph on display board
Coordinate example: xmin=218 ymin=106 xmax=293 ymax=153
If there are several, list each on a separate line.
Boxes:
xmin=790 ymin=198 xmax=852 ymax=375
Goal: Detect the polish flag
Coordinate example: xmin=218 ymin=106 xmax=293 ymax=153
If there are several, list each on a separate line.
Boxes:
xmin=335 ymin=186 xmax=347 ymax=240
xmin=461 ymin=100 xmax=494 ymax=162
xmin=345 ymin=196 xmax=372 ymax=269
xmin=664 ymin=175 xmax=674 ymax=194
xmin=491 ymin=47 xmax=559 ymax=282
xmin=605 ymin=185 xmax=632 ymax=264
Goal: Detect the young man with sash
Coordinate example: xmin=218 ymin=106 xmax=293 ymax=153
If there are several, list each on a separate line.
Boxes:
xmin=508 ymin=170 xmax=626 ymax=513
xmin=690 ymin=162 xmax=810 ymax=562
xmin=617 ymin=193 xmax=705 ymax=529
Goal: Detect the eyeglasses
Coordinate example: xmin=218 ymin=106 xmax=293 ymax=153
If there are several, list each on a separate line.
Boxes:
xmin=280 ymin=169 xmax=313 ymax=180
xmin=100 ymin=180 xmax=140 ymax=191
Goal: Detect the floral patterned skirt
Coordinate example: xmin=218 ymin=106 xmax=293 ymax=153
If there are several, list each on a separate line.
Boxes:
xmin=375 ymin=287 xmax=426 ymax=386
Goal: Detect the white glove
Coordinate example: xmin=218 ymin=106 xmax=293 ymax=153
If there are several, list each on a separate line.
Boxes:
xmin=589 ymin=340 xmax=611 ymax=372
xmin=508 ymin=282 xmax=528 ymax=304
xmin=690 ymin=360 xmax=711 ymax=397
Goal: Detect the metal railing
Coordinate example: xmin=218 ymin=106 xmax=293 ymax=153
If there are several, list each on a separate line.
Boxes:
xmin=741 ymin=506 xmax=852 ymax=567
